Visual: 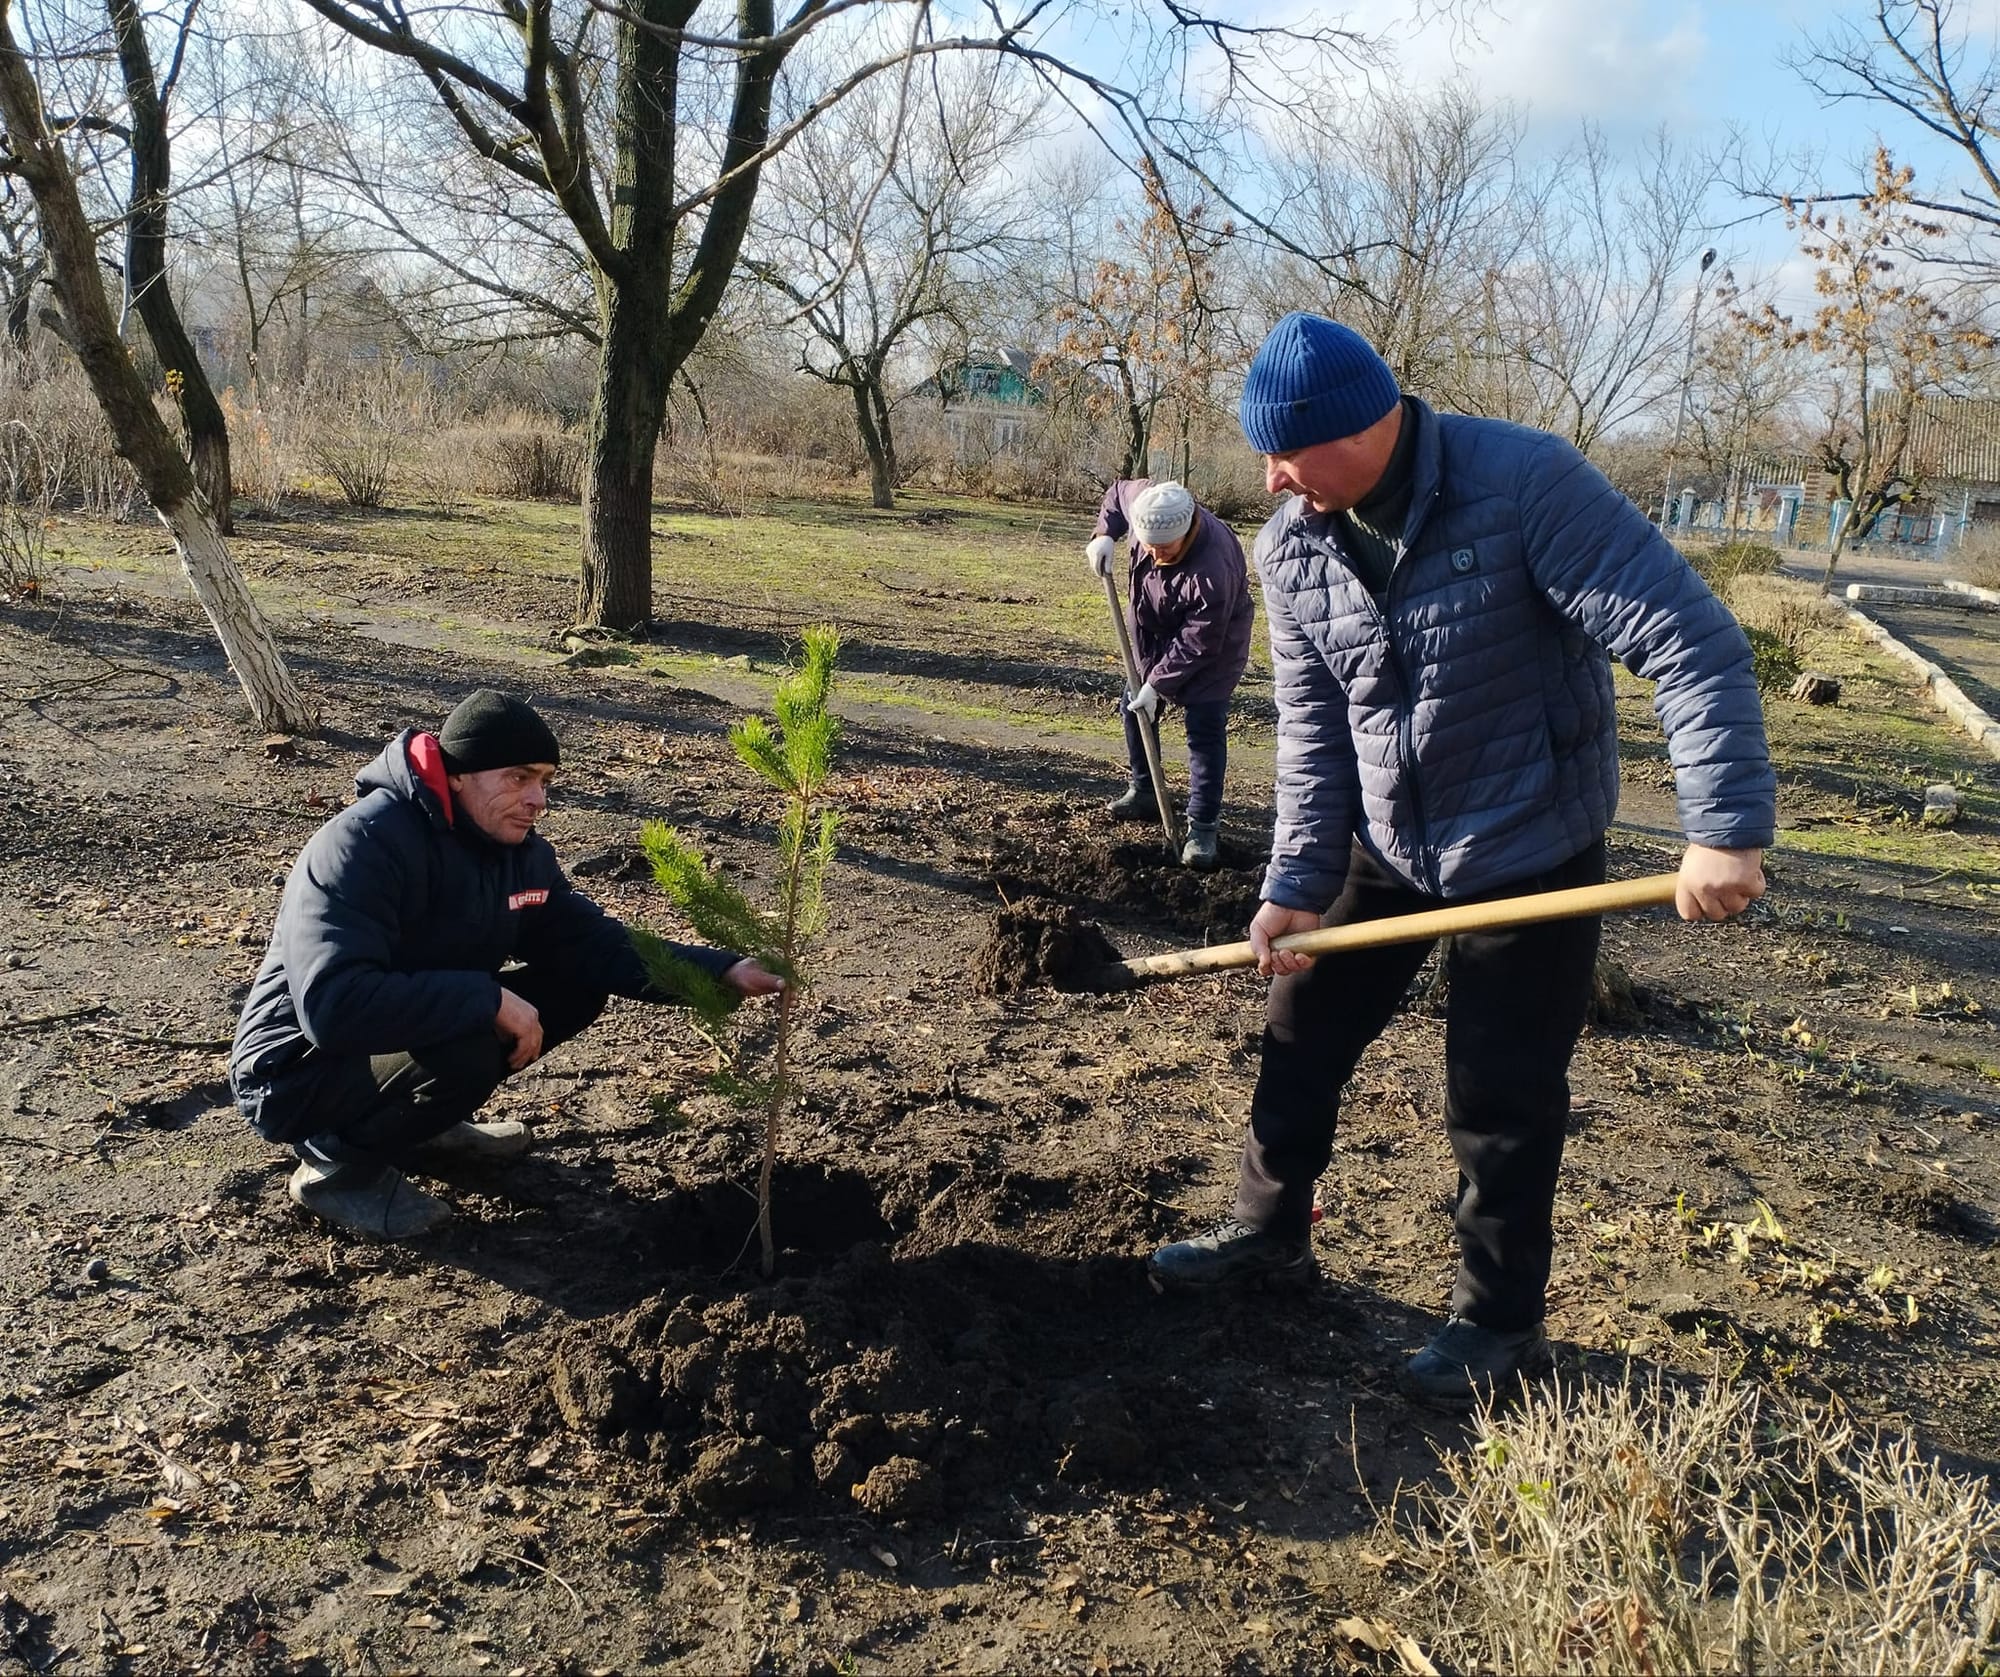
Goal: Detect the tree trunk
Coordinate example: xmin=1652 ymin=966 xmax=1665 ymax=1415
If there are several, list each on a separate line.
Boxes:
xmin=849 ymin=378 xmax=895 ymax=510
xmin=109 ymin=0 xmax=233 ymax=534
xmin=3 ymin=258 xmax=36 ymax=345
xmin=869 ymin=376 xmax=898 ymax=497
xmin=0 ymin=4 xmax=312 ymax=733
xmin=578 ymin=286 xmax=668 ymax=629
xmin=157 ymin=492 xmax=312 ymax=719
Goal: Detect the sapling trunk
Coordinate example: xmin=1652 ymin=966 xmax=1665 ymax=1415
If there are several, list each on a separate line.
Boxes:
xmin=634 ymin=628 xmax=841 ymax=1276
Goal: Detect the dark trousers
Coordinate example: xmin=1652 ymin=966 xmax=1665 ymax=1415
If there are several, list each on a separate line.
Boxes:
xmin=1238 ymin=839 xmax=1605 ymax=1330
xmin=242 ymin=969 xmax=607 ymax=1167
xmin=1123 ymin=696 xmax=1230 ymax=826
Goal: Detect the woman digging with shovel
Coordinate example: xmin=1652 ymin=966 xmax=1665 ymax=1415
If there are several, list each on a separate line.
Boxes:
xmin=1085 ymin=479 xmax=1254 ymax=870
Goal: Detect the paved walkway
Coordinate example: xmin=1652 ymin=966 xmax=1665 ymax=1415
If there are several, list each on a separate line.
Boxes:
xmin=1770 ymin=548 xmax=2000 ymax=749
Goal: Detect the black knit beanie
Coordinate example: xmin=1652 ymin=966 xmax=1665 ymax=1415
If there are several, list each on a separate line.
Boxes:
xmin=437 ymin=690 xmax=560 ymax=773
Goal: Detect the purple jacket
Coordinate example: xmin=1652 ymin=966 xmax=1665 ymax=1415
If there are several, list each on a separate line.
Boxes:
xmin=1095 ymin=480 xmax=1254 ymax=704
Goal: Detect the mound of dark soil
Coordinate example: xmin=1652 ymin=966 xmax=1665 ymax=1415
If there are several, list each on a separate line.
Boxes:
xmin=988 ymin=828 xmax=1264 ymax=944
xmin=545 ymin=1236 xmax=1270 ymax=1525
xmin=969 ymin=898 xmax=1124 ymax=994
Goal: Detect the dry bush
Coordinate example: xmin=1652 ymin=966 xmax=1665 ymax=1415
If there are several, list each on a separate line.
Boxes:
xmin=302 ymin=363 xmax=445 ymax=508
xmin=1388 ymin=1375 xmax=2000 ymax=1675
xmin=1728 ymin=573 xmax=1842 ymax=690
xmin=0 ymin=421 xmax=57 ymax=598
xmin=0 ymin=347 xmax=137 ymax=518
xmin=1954 ymin=527 xmax=2000 ymax=590
xmin=480 ymin=427 xmax=583 ymax=501
xmin=1684 ymin=538 xmax=1784 ymax=595
xmin=221 ymin=385 xmax=308 ymax=519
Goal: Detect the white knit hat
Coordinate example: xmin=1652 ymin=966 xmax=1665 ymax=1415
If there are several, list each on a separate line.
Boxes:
xmin=1130 ymin=480 xmax=1195 ymax=547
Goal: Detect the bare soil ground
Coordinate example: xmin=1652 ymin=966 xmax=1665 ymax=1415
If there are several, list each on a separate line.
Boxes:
xmin=3 ymin=518 xmax=2000 ymax=1675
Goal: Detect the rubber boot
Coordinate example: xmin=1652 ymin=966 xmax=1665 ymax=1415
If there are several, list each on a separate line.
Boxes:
xmin=288 ymin=1158 xmax=450 ymax=1240
xmin=1105 ymin=782 xmax=1157 ymax=822
xmin=1181 ymin=821 xmax=1219 ymax=870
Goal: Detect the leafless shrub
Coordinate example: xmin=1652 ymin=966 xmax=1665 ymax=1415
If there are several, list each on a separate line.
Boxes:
xmin=222 ymin=385 xmax=304 ymax=519
xmin=1954 ymin=526 xmax=2000 ymax=590
xmin=485 ymin=428 xmax=583 ymax=501
xmin=1729 ymin=572 xmax=1842 ymax=668
xmin=0 ymin=347 xmax=136 ymax=518
xmin=304 ymin=364 xmax=441 ymax=508
xmin=1386 ymin=1375 xmax=2000 ymax=1675
xmin=0 ymin=421 xmax=58 ymax=599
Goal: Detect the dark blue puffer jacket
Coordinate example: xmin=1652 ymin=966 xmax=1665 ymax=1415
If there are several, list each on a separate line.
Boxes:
xmin=1256 ymin=398 xmax=1776 ymax=911
xmin=231 ymin=730 xmax=738 ymax=1092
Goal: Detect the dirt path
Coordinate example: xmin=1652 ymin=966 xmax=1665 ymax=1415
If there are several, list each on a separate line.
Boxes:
xmin=2 ymin=588 xmax=1997 ymax=1674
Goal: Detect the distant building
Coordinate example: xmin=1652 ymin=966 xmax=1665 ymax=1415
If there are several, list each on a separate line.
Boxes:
xmin=1666 ymin=397 xmax=2000 ymax=554
xmin=912 ymin=348 xmax=1042 ymax=456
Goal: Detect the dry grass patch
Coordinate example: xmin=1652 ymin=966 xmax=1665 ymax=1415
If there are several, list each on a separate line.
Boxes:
xmin=1386 ymin=1375 xmax=2000 ymax=1675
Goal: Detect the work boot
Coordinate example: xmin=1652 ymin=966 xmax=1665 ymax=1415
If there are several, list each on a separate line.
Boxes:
xmin=1146 ymin=1217 xmax=1315 ymax=1292
xmin=287 ymin=1157 xmax=450 ymax=1241
xmin=1401 ymin=1316 xmax=1554 ymax=1407
xmin=1105 ymin=782 xmax=1157 ymax=822
xmin=407 ymin=1120 xmax=533 ymax=1165
xmin=1181 ymin=821 xmax=1219 ymax=870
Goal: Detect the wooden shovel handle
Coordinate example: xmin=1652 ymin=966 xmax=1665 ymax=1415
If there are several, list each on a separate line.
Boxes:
xmin=1118 ymin=872 xmax=1681 ymax=981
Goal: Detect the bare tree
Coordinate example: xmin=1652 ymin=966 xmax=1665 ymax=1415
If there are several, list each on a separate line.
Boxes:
xmin=745 ymin=57 xmax=1037 ymax=508
xmin=107 ymin=0 xmax=234 ymax=530
xmin=1483 ymin=125 xmax=1718 ymax=452
xmin=1790 ymin=0 xmax=2000 ymax=262
xmin=182 ymin=27 xmax=354 ymax=393
xmin=0 ymin=174 xmax=40 ymax=341
xmin=1039 ymin=159 xmax=1235 ymax=482
xmin=0 ymin=0 xmax=313 ymax=730
xmin=298 ymin=0 xmax=1395 ymax=627
xmin=1740 ymin=150 xmax=1996 ymax=590
xmin=296 ymin=0 xmax=803 ymax=629
xmin=1261 ymin=84 xmax=1536 ymax=410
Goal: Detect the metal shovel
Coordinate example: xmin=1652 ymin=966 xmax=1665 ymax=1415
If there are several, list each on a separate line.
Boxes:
xmin=1101 ymin=571 xmax=1180 ymax=860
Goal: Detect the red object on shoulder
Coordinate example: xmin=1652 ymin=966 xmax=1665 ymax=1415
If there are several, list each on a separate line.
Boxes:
xmin=407 ymin=731 xmax=454 ymax=827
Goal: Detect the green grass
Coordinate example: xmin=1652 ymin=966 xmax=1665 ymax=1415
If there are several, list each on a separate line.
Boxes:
xmin=45 ymin=485 xmax=1999 ymax=873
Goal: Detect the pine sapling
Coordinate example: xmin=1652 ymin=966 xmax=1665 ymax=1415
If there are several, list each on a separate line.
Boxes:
xmin=632 ymin=627 xmax=840 ymax=1275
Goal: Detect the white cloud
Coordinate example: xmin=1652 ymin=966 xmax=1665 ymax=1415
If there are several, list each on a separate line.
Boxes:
xmin=1341 ymin=0 xmax=1712 ymax=135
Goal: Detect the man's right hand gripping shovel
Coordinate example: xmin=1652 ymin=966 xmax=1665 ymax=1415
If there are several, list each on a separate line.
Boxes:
xmin=1248 ymin=903 xmax=1324 ymax=977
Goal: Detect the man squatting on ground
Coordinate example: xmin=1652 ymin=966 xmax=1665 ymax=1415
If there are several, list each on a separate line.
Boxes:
xmin=230 ymin=690 xmax=782 ymax=1241
xmin=1086 ymin=479 xmax=1254 ymax=870
xmin=1148 ymin=313 xmax=1776 ymax=1404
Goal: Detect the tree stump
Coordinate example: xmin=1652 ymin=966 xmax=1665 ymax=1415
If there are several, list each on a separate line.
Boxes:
xmin=1788 ymin=671 xmax=1841 ymax=705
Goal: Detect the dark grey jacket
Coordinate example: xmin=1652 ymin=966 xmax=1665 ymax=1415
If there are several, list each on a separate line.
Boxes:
xmin=1256 ymin=399 xmax=1776 ymax=911
xmin=1095 ymin=480 xmax=1254 ymax=704
xmin=230 ymin=730 xmax=735 ymax=1092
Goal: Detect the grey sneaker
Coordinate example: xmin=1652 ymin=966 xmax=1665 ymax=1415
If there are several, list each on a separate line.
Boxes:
xmin=407 ymin=1120 xmax=533 ymax=1164
xmin=1146 ymin=1217 xmax=1315 ymax=1292
xmin=1181 ymin=821 xmax=1219 ymax=870
xmin=288 ymin=1158 xmax=451 ymax=1241
xmin=1105 ymin=783 xmax=1158 ymax=822
xmin=1402 ymin=1316 xmax=1554 ymax=1406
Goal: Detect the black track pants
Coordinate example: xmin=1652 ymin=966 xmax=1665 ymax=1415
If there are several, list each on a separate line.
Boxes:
xmin=241 ymin=968 xmax=608 ymax=1166
xmin=1237 ymin=839 xmax=1605 ymax=1330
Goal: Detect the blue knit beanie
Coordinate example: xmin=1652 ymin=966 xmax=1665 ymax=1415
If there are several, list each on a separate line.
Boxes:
xmin=1238 ymin=312 xmax=1401 ymax=454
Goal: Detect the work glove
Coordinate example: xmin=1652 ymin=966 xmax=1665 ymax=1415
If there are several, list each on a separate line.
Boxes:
xmin=1085 ymin=534 xmax=1117 ymax=578
xmin=1126 ymin=681 xmax=1160 ymax=722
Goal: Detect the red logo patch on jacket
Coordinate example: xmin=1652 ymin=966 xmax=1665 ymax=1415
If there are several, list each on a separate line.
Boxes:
xmin=508 ymin=889 xmax=550 ymax=910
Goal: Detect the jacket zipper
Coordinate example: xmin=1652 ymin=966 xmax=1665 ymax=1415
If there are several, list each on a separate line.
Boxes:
xmin=1376 ymin=484 xmax=1443 ymax=896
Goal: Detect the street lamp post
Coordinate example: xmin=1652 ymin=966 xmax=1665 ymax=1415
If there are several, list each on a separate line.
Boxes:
xmin=1659 ymin=245 xmax=1718 ymax=535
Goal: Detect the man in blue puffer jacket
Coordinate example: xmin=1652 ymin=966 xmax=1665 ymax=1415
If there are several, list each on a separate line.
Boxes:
xmin=1147 ymin=313 xmax=1774 ymax=1404
xmin=231 ymin=690 xmax=782 ymax=1241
